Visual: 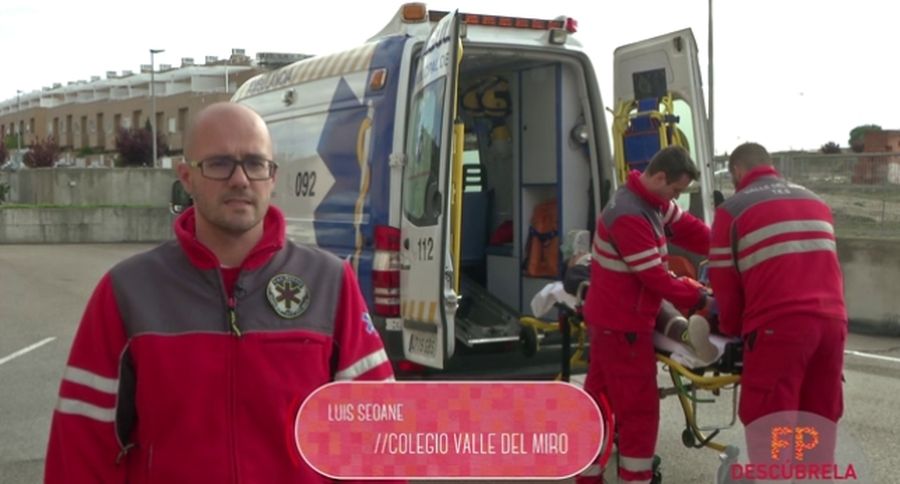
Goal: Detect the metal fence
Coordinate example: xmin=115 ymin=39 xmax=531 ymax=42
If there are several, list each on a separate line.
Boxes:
xmin=713 ymin=152 xmax=900 ymax=238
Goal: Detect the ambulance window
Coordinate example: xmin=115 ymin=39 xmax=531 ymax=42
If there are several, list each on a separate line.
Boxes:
xmin=403 ymin=78 xmax=447 ymax=226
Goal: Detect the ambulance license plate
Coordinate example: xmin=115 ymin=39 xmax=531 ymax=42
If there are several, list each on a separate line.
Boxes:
xmin=408 ymin=331 xmax=437 ymax=357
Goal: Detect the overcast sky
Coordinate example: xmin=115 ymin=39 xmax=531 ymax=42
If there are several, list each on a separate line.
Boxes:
xmin=1 ymin=1 xmax=895 ymax=153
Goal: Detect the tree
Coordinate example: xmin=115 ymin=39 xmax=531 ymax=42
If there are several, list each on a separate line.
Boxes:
xmin=3 ymin=134 xmax=17 ymax=150
xmin=23 ymin=137 xmax=61 ymax=168
xmin=0 ymin=140 xmax=8 ymax=165
xmin=115 ymin=125 xmax=168 ymax=167
xmin=820 ymin=141 xmax=841 ymax=154
xmin=848 ymin=124 xmax=881 ymax=153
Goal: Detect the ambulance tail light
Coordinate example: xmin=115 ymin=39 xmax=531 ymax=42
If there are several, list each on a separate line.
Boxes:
xmin=373 ymin=225 xmax=401 ymax=317
xmin=395 ymin=359 xmax=427 ymax=376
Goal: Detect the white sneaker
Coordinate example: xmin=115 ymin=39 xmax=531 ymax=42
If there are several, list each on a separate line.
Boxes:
xmin=684 ymin=315 xmax=718 ymax=362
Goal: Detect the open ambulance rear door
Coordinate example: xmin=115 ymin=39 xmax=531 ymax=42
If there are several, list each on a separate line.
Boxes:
xmin=397 ymin=12 xmax=462 ymax=368
xmin=613 ymin=29 xmax=715 ymax=223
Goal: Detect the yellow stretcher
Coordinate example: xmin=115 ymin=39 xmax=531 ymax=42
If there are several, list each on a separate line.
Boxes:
xmin=518 ymin=291 xmax=743 ymax=454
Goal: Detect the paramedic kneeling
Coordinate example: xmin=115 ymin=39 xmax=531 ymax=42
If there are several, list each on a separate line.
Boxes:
xmin=707 ymin=143 xmax=847 ymax=451
xmin=578 ymin=146 xmax=712 ymax=484
xmin=44 ymin=102 xmax=400 ymax=484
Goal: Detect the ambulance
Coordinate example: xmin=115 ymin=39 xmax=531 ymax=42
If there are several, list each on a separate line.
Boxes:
xmin=225 ymin=3 xmax=715 ymax=372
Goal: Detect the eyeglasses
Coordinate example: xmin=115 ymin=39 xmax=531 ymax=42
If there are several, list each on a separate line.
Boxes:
xmin=189 ymin=155 xmax=278 ymax=181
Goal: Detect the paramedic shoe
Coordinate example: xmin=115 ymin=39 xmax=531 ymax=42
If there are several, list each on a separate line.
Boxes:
xmin=650 ymin=454 xmax=662 ymax=484
xmin=683 ymin=315 xmax=718 ymax=363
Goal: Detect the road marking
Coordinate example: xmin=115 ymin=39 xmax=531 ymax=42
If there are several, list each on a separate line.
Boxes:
xmin=845 ymin=349 xmax=900 ymax=364
xmin=0 ymin=337 xmax=56 ymax=366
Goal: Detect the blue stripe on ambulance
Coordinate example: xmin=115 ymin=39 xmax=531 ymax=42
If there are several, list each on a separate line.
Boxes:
xmin=314 ymin=36 xmax=406 ymax=308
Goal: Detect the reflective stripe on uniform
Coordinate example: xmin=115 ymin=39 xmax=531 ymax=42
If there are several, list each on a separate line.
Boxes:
xmin=619 ymin=455 xmax=654 ymax=472
xmin=593 ymin=244 xmax=666 ymax=273
xmin=592 ymin=252 xmax=630 ymax=272
xmin=737 ymin=220 xmax=834 ymax=252
xmin=63 ymin=366 xmax=118 ymax=394
xmin=623 ymin=247 xmax=658 ymax=263
xmin=56 ymin=398 xmax=115 ymax=423
xmin=593 ymin=233 xmax=617 ymax=255
xmin=738 ymin=239 xmax=836 ymax=272
xmin=709 ymin=247 xmax=732 ymax=256
xmin=630 ymin=258 xmax=662 ymax=272
xmin=707 ymin=260 xmax=734 ymax=268
xmin=335 ymin=348 xmax=390 ymax=381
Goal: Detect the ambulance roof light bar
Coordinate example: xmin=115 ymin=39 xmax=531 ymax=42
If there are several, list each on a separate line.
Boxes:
xmin=421 ymin=7 xmax=577 ymax=33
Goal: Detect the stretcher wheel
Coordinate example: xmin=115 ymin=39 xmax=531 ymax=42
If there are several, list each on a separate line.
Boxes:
xmin=519 ymin=327 xmax=538 ymax=357
xmin=681 ymin=428 xmax=696 ymax=447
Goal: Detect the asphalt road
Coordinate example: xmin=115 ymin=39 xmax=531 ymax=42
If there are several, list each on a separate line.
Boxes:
xmin=1 ymin=244 xmax=898 ymax=483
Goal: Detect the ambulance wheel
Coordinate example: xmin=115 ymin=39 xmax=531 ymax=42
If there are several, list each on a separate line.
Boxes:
xmin=681 ymin=428 xmax=696 ymax=448
xmin=520 ymin=327 xmax=538 ymax=358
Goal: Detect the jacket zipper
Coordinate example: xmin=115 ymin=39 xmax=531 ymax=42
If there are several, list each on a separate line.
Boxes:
xmin=220 ymin=271 xmax=241 ymax=483
xmin=227 ymin=334 xmax=239 ymax=484
xmin=227 ymin=296 xmax=242 ymax=336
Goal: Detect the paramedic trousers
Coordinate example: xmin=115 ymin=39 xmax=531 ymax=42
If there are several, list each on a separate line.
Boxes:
xmin=739 ymin=316 xmax=847 ymax=470
xmin=579 ymin=329 xmax=657 ymax=484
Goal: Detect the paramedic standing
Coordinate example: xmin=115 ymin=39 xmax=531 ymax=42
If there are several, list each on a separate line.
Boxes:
xmin=707 ymin=142 xmax=846 ymax=427
xmin=44 ymin=102 xmax=399 ymax=483
xmin=579 ymin=146 xmax=712 ymax=484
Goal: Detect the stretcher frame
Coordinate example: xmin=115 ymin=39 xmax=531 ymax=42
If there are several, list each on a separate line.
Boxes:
xmin=518 ymin=296 xmax=742 ymax=454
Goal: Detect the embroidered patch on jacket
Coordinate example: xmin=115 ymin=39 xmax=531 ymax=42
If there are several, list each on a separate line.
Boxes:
xmin=266 ymin=274 xmax=310 ymax=319
xmin=362 ymin=312 xmax=376 ymax=335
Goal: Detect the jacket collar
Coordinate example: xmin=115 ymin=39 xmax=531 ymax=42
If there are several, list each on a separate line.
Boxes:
xmin=737 ymin=165 xmax=782 ymax=191
xmin=626 ymin=169 xmax=667 ymax=210
xmin=173 ymin=205 xmax=286 ymax=271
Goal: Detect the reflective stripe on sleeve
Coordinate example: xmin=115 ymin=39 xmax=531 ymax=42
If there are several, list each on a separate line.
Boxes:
xmin=63 ymin=366 xmax=119 ymax=394
xmin=622 ymin=247 xmax=659 ymax=263
xmin=630 ymin=258 xmax=662 ymax=272
xmin=56 ymin=398 xmax=116 ymax=423
xmin=335 ymin=348 xmax=390 ymax=381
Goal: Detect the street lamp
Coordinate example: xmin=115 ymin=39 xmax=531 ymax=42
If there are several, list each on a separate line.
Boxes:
xmin=150 ymin=48 xmax=165 ymax=167
xmin=16 ymin=89 xmax=22 ymax=153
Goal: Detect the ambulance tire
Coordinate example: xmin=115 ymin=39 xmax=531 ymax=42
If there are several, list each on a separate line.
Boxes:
xmin=519 ymin=327 xmax=538 ymax=358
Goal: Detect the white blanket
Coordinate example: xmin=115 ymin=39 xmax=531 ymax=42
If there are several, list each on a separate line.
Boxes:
xmin=530 ymin=281 xmax=739 ymax=369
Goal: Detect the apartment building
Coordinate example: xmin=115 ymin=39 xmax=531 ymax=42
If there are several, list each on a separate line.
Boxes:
xmin=0 ymin=50 xmax=309 ymax=156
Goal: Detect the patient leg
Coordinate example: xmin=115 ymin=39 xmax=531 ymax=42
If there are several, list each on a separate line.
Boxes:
xmin=656 ymin=301 xmax=718 ymax=362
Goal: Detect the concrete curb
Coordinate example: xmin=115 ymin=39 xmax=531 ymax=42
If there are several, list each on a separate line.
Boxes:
xmin=849 ymin=318 xmax=900 ymax=338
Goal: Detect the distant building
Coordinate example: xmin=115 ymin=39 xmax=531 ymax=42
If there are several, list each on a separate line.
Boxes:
xmin=855 ymin=130 xmax=900 ymax=184
xmin=0 ymin=49 xmax=311 ymax=158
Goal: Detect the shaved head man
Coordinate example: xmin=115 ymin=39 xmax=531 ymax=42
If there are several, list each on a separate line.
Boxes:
xmin=46 ymin=102 xmax=399 ymax=483
xmin=177 ymin=102 xmax=276 ymax=267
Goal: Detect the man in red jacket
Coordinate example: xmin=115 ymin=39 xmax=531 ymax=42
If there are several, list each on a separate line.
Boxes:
xmin=707 ymin=143 xmax=847 ymax=458
xmin=578 ymin=146 xmax=712 ymax=484
xmin=44 ymin=103 xmax=400 ymax=483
